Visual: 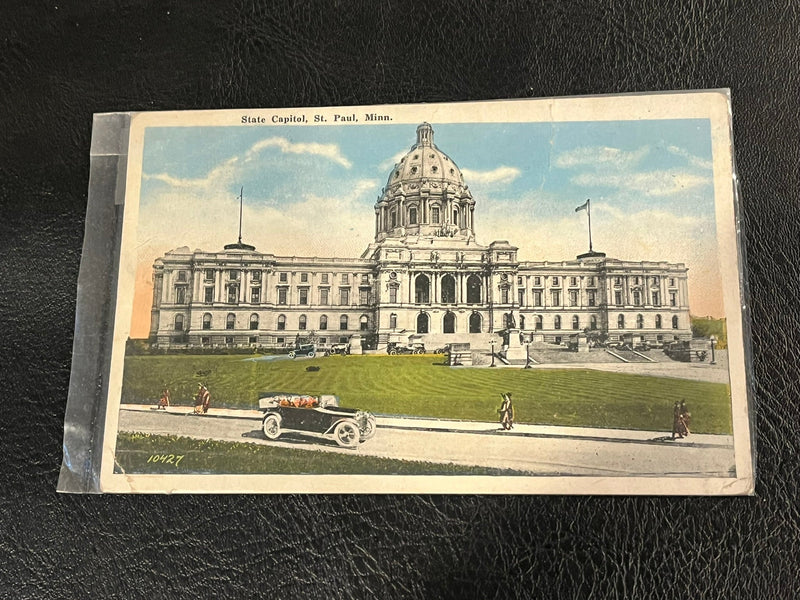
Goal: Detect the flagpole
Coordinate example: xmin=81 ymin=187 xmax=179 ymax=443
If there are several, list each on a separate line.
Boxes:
xmin=587 ymin=198 xmax=592 ymax=253
xmin=238 ymin=186 xmax=243 ymax=244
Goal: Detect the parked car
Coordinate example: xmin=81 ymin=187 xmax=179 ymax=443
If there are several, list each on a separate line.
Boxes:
xmin=387 ymin=342 xmax=424 ymax=355
xmin=327 ymin=343 xmax=350 ymax=355
xmin=258 ymin=392 xmax=376 ymax=448
xmin=288 ymin=344 xmax=317 ymax=359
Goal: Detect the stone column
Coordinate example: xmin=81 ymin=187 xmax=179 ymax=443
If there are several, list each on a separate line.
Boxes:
xmin=216 ymin=269 xmax=223 ymax=303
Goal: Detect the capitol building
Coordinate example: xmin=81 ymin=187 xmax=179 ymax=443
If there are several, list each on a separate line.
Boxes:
xmin=149 ymin=123 xmax=692 ymax=352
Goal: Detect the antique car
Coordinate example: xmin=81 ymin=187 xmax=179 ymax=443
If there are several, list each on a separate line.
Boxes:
xmin=326 ymin=343 xmax=350 ymax=356
xmin=387 ymin=342 xmax=425 ymax=355
xmin=288 ymin=344 xmax=316 ymax=359
xmin=258 ymin=392 xmax=376 ymax=448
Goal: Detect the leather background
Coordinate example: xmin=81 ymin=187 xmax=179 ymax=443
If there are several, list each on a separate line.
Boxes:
xmin=1 ymin=1 xmax=798 ymax=597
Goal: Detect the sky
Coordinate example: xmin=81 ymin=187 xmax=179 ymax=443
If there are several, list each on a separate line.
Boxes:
xmin=129 ymin=119 xmax=722 ymax=337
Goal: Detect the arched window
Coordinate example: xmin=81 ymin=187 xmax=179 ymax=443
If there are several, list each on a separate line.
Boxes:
xmin=466 ymin=274 xmax=482 ymax=304
xmin=655 ymin=314 xmax=662 ymax=329
xmin=340 ymin=315 xmax=348 ymax=331
xmin=415 ymin=274 xmax=430 ymax=304
xmin=554 ymin=315 xmax=561 ymax=330
xmin=277 ymin=314 xmax=286 ymax=331
xmin=416 ymin=312 xmax=429 ymax=334
xmin=572 ymin=316 xmax=579 ymax=330
xmin=250 ymin=314 xmax=259 ymax=330
xmin=226 ymin=313 xmax=235 ymax=330
xmin=431 ymin=206 xmax=440 ymax=224
xmin=519 ymin=314 xmax=525 ymax=330
xmin=202 ymin=313 xmax=212 ymax=330
xmin=409 ymin=207 xmax=417 ymax=225
xmin=390 ymin=210 xmax=397 ymax=228
xmin=360 ymin=315 xmax=369 ymax=331
xmin=636 ymin=314 xmax=644 ymax=329
xmin=535 ymin=315 xmax=543 ymax=330
xmin=174 ymin=314 xmax=184 ymax=331
xmin=298 ymin=315 xmax=307 ymax=330
xmin=319 ymin=315 xmax=328 ymax=330
xmin=618 ymin=314 xmax=625 ymax=329
xmin=469 ymin=312 xmax=482 ymax=333
xmin=443 ymin=312 xmax=456 ymax=334
xmin=672 ymin=315 xmax=679 ymax=329
xmin=590 ymin=315 xmax=598 ymax=330
xmin=389 ymin=313 xmax=397 ymax=329
xmin=440 ymin=274 xmax=456 ymax=303
xmin=633 ymin=290 xmax=641 ymax=306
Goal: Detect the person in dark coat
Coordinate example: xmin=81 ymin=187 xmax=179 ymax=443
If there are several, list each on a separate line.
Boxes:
xmin=671 ymin=401 xmax=684 ymax=439
xmin=498 ymin=393 xmax=515 ymax=430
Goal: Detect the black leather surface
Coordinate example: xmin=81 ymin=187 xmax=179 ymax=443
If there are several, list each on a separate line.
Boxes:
xmin=1 ymin=1 xmax=798 ymax=597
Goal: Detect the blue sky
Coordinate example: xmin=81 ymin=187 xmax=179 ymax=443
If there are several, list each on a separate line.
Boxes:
xmin=134 ymin=119 xmax=723 ymax=317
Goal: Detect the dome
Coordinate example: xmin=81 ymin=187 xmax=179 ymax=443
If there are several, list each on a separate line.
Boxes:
xmin=385 ymin=123 xmax=467 ymax=191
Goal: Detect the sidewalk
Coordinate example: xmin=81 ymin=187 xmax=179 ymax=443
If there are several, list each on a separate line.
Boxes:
xmin=121 ymin=404 xmax=732 ymax=447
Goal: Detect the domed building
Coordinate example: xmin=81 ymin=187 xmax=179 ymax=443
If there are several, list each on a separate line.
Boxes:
xmin=150 ymin=123 xmax=692 ymax=355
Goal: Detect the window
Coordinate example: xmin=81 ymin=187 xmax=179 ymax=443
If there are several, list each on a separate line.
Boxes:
xmin=360 ymin=315 xmax=369 ymax=331
xmin=590 ymin=315 xmax=597 ymax=330
xmin=250 ymin=314 xmax=259 ymax=330
xmin=572 ymin=316 xmax=579 ymax=330
xmin=672 ymin=315 xmax=679 ymax=329
xmin=319 ymin=337 xmax=327 ymax=345
xmin=633 ymin=290 xmax=641 ymax=306
xmin=278 ymin=288 xmax=287 ymax=305
xmin=655 ymin=314 xmax=662 ymax=329
xmin=409 ymin=207 xmax=417 ymax=225
xmin=341 ymin=274 xmax=349 ymax=284
xmin=453 ymin=208 xmax=459 ymax=226
xmin=319 ymin=315 xmax=328 ymax=330
xmin=519 ymin=314 xmax=525 ymax=329
xmin=552 ymin=277 xmax=560 ymax=286
xmin=415 ymin=274 xmax=430 ymax=304
xmin=614 ymin=291 xmax=622 ymax=306
xmin=633 ymin=276 xmax=641 ymax=285
xmin=340 ymin=288 xmax=350 ymax=305
xmin=175 ymin=287 xmax=186 ymax=304
xmin=277 ymin=315 xmax=286 ymax=331
xmin=669 ymin=278 xmax=676 ymax=287
xmin=201 ymin=337 xmax=210 ymax=346
xmin=588 ymin=291 xmax=596 ymax=307
xmin=535 ymin=315 xmax=543 ymax=330
xmin=227 ymin=286 xmax=238 ymax=304
xmin=570 ymin=277 xmax=578 ymax=287
xmin=204 ymin=287 xmax=214 ymax=303
xmin=555 ymin=336 xmax=562 ymax=344
xmin=569 ymin=290 xmax=578 ymax=307
xmin=652 ymin=291 xmax=660 ymax=306
xmin=554 ymin=315 xmax=561 ymax=330
xmin=518 ymin=289 xmax=525 ymax=307
xmin=469 ymin=312 xmax=482 ymax=333
xmin=251 ymin=271 xmax=261 ymax=282
xmin=467 ymin=274 xmax=481 ymax=304
xmin=361 ymin=274 xmax=369 ymax=284
xmin=533 ymin=276 xmax=541 ymax=286
xmin=637 ymin=314 xmax=644 ymax=329
xmin=340 ymin=315 xmax=348 ymax=331
xmin=300 ymin=273 xmax=308 ymax=283
xmin=226 ymin=313 xmax=235 ymax=330
xmin=618 ymin=314 xmax=625 ymax=329
xmin=320 ymin=288 xmax=329 ymax=305
xmin=299 ymin=288 xmax=308 ymax=305
xmin=389 ymin=313 xmax=397 ymax=329
xmin=359 ymin=289 xmax=370 ymax=305
xmin=501 ymin=288 xmax=509 ymax=304
xmin=225 ymin=336 xmax=234 ymax=346
xmin=587 ymin=276 xmax=595 ymax=287
xmin=299 ymin=315 xmax=307 ymax=330
xmin=389 ymin=286 xmax=397 ymax=303
xmin=249 ymin=336 xmax=257 ymax=345
xmin=229 ymin=270 xmax=239 ymax=281
xmin=202 ymin=313 xmax=212 ymax=330
xmin=205 ymin=269 xmax=214 ymax=281
xmin=443 ymin=312 xmax=455 ymax=334
xmin=177 ymin=271 xmax=187 ymax=283
xmin=517 ymin=277 xmax=523 ymax=286
xmin=391 ymin=210 xmax=397 ymax=227
xmin=614 ymin=277 xmax=622 ymax=286
xmin=440 ymin=274 xmax=456 ymax=303
xmin=321 ymin=273 xmax=329 ymax=284
xmin=533 ymin=291 xmax=542 ymax=307
xmin=174 ymin=314 xmax=184 ymax=331
xmin=279 ymin=272 xmax=288 ymax=283
xmin=551 ymin=290 xmax=561 ymax=306
xmin=251 ymin=288 xmax=260 ymax=304
xmin=670 ymin=292 xmax=677 ymax=307
xmin=431 ymin=207 xmax=440 ymax=224
xmin=652 ymin=276 xmax=660 ymax=286
xmin=416 ymin=312 xmax=429 ymax=334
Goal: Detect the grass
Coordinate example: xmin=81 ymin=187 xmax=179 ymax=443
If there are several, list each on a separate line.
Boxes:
xmin=121 ymin=354 xmax=733 ymax=434
xmin=114 ymin=432 xmax=529 ymax=476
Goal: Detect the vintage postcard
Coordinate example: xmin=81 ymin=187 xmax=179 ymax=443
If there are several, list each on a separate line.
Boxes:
xmin=93 ymin=92 xmax=753 ymax=493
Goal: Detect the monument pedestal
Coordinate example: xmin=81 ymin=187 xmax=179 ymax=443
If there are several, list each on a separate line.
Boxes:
xmin=504 ymin=329 xmax=527 ymax=362
xmin=349 ymin=334 xmax=363 ymax=355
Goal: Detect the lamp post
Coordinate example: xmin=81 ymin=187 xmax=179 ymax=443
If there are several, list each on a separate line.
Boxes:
xmin=524 ymin=341 xmax=532 ymax=369
xmin=710 ymin=335 xmax=717 ymax=365
xmin=490 ymin=338 xmax=496 ymax=367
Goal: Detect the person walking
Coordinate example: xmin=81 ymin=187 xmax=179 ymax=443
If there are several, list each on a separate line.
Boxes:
xmin=679 ymin=400 xmax=691 ymax=436
xmin=498 ymin=393 xmax=515 ymax=430
xmin=157 ymin=386 xmax=170 ymax=410
xmin=671 ymin=400 xmax=684 ymax=439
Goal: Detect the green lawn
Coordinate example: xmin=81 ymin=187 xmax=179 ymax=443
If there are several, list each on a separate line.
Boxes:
xmin=121 ymin=354 xmax=733 ymax=434
xmin=115 ymin=432 xmax=528 ymax=476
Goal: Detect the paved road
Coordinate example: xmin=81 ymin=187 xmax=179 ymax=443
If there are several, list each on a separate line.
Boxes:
xmin=118 ymin=407 xmax=736 ymax=477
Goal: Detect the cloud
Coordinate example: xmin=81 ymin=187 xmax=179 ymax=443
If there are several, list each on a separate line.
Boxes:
xmin=378 ymin=150 xmax=408 ymax=172
xmin=244 ymin=137 xmax=352 ymax=168
xmin=571 ymin=170 xmax=711 ymax=196
xmin=554 ymin=146 xmax=649 ymax=170
xmin=143 ymin=156 xmax=239 ymax=192
xmin=460 ymin=166 xmax=521 ymax=185
xmin=666 ymin=145 xmax=713 ymax=170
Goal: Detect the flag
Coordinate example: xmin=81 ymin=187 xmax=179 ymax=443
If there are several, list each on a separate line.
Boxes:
xmin=575 ymin=200 xmax=589 ymax=212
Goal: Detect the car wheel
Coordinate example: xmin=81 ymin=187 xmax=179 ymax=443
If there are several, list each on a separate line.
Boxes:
xmin=334 ymin=421 xmax=360 ymax=448
xmin=288 ymin=351 xmax=296 ymax=359
xmin=359 ymin=416 xmax=377 ymax=441
xmin=262 ymin=415 xmax=281 ymax=440
xmin=307 ymin=351 xmax=315 ymax=358
xmin=389 ymin=350 xmax=397 ymax=355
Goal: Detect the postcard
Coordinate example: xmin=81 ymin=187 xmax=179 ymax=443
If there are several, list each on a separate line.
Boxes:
xmin=85 ymin=92 xmax=753 ymax=493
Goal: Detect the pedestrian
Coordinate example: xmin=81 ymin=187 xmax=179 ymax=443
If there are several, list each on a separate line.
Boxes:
xmin=201 ymin=384 xmax=211 ymax=414
xmin=671 ymin=400 xmax=683 ymax=439
xmin=498 ymin=393 xmax=515 ymax=430
xmin=194 ymin=383 xmax=208 ymax=414
xmin=679 ymin=400 xmax=691 ymax=436
xmin=157 ymin=386 xmax=170 ymax=410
